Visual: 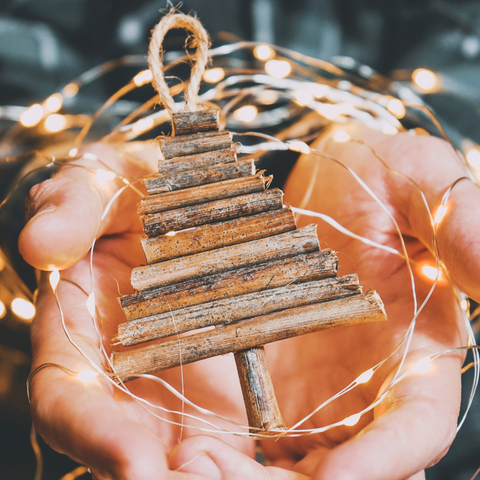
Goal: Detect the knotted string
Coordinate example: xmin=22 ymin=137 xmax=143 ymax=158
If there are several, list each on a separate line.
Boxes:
xmin=148 ymin=12 xmax=210 ymax=112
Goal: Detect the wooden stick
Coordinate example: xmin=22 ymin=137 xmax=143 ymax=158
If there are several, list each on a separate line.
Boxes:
xmin=112 ymin=289 xmax=387 ymax=382
xmin=159 ymin=130 xmax=233 ymax=159
xmin=139 ymin=174 xmax=270 ymax=215
xmin=234 ymin=347 xmax=286 ymax=432
xmin=114 ymin=275 xmax=361 ymax=346
xmin=141 ymin=207 xmax=296 ymax=264
xmin=171 ymin=109 xmax=220 ymax=135
xmin=158 ymin=145 xmax=239 ymax=175
xmin=119 ymin=250 xmax=338 ymax=321
xmin=131 ymin=225 xmax=319 ymax=291
xmin=142 ymin=189 xmax=283 ymax=237
xmin=144 ymin=159 xmax=255 ymax=195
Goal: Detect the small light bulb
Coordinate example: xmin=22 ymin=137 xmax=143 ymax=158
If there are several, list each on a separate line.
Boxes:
xmin=122 ymin=178 xmax=130 ymax=185
xmin=0 ymin=300 xmax=6 ymax=319
xmin=287 ymin=140 xmax=311 ymax=154
xmin=44 ymin=114 xmax=67 ymax=133
xmin=293 ymin=89 xmax=314 ymax=106
xmin=412 ymin=357 xmax=432 ymax=374
xmin=343 ymin=413 xmax=361 ymax=426
xmin=20 ymin=104 xmax=44 ymax=127
xmin=258 ymin=90 xmax=278 ymax=105
xmin=165 ymin=231 xmax=176 ymax=236
xmin=69 ymin=148 xmax=79 ymax=157
xmin=254 ymin=45 xmax=275 ymax=61
xmin=233 ymin=105 xmax=258 ymax=123
xmin=316 ymin=103 xmax=342 ymax=120
xmin=63 ymin=82 xmax=79 ymax=98
xmin=44 ymin=93 xmax=63 ymax=113
xmin=460 ymin=298 xmax=469 ymax=312
xmin=49 ymin=269 xmax=60 ymax=291
xmin=420 ymin=265 xmax=441 ymax=282
xmin=308 ymin=83 xmax=329 ymax=99
xmin=86 ymin=293 xmax=96 ymax=317
xmin=11 ymin=298 xmax=35 ymax=321
xmin=132 ymin=117 xmax=154 ymax=135
xmin=203 ymin=68 xmax=225 ymax=83
xmin=96 ymin=169 xmax=116 ymax=186
xmin=466 ymin=149 xmax=480 ymax=168
xmin=434 ymin=205 xmax=447 ymax=224
xmin=332 ymin=131 xmax=351 ymax=143
xmin=355 ymin=369 xmax=374 ymax=385
xmin=133 ymin=69 xmax=153 ymax=87
xmin=382 ymin=124 xmax=398 ymax=136
xmin=387 ymin=98 xmax=406 ymax=119
xmin=412 ymin=69 xmax=439 ymax=93
xmin=77 ymin=369 xmax=98 ymax=382
xmin=265 ymin=59 xmax=291 ymax=79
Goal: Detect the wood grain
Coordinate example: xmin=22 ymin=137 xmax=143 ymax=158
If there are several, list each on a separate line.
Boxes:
xmin=171 ymin=109 xmax=220 ymax=135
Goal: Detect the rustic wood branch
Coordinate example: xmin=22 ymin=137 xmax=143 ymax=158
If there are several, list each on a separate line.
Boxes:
xmin=141 ymin=207 xmax=296 ymax=264
xmin=112 ymin=289 xmax=387 ymax=382
xmin=131 ymin=225 xmax=319 ymax=291
xmin=235 ymin=347 xmax=287 ymax=432
xmin=157 ymin=145 xmax=239 ymax=176
xmin=171 ymin=109 xmax=220 ymax=135
xmin=144 ymin=158 xmax=255 ymax=195
xmin=113 ymin=275 xmax=361 ymax=346
xmin=120 ymin=250 xmax=338 ymax=321
xmin=142 ymin=189 xmax=284 ymax=237
xmin=159 ymin=130 xmax=233 ymax=159
xmin=139 ymin=174 xmax=270 ymax=215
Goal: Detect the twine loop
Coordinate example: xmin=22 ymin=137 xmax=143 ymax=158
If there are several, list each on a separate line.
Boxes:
xmin=148 ymin=12 xmax=210 ymax=113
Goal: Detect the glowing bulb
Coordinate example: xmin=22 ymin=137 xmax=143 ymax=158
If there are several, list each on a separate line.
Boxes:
xmin=412 ymin=357 xmax=432 ymax=374
xmin=460 ymin=298 xmax=469 ymax=311
xmin=20 ymin=104 xmax=44 ymax=127
xmin=434 ymin=205 xmax=447 ymax=224
xmin=44 ymin=93 xmax=63 ymax=113
xmin=86 ymin=293 xmax=96 ymax=317
xmin=316 ymin=103 xmax=342 ymax=120
xmin=332 ymin=131 xmax=351 ymax=143
xmin=77 ymin=369 xmax=98 ymax=382
xmin=69 ymin=148 xmax=78 ymax=157
xmin=466 ymin=149 xmax=480 ymax=168
xmin=49 ymin=269 xmax=60 ymax=291
xmin=0 ymin=301 xmax=5 ymax=319
xmin=11 ymin=298 xmax=35 ymax=321
xmin=308 ymin=83 xmax=329 ymax=99
xmin=133 ymin=69 xmax=153 ymax=87
xmin=387 ymin=98 xmax=406 ymax=119
xmin=122 ymin=178 xmax=130 ymax=185
xmin=132 ymin=117 xmax=154 ymax=135
xmin=44 ymin=114 xmax=67 ymax=133
xmin=203 ymin=68 xmax=225 ymax=83
xmin=233 ymin=105 xmax=258 ymax=123
xmin=63 ymin=82 xmax=79 ymax=98
xmin=293 ymin=88 xmax=314 ymax=106
xmin=258 ymin=90 xmax=278 ymax=105
xmin=265 ymin=60 xmax=291 ymax=79
xmin=420 ymin=265 xmax=441 ymax=282
xmin=253 ymin=45 xmax=275 ymax=61
xmin=382 ymin=124 xmax=398 ymax=136
xmin=412 ymin=69 xmax=439 ymax=93
xmin=96 ymin=169 xmax=116 ymax=186
xmin=343 ymin=413 xmax=361 ymax=426
xmin=287 ymin=140 xmax=311 ymax=154
xmin=165 ymin=231 xmax=176 ymax=236
xmin=355 ymin=369 xmax=374 ymax=385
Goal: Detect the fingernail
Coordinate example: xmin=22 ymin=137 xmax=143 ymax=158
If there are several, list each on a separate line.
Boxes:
xmin=25 ymin=203 xmax=57 ymax=223
xmin=36 ymin=204 xmax=57 ymax=215
xmin=176 ymin=452 xmax=222 ymax=480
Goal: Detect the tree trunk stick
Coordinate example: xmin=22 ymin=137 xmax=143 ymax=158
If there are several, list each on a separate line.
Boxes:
xmin=113 ymin=275 xmax=360 ymax=346
xmin=159 ymin=130 xmax=233 ymax=159
xmin=131 ymin=225 xmax=319 ymax=291
xmin=144 ymin=159 xmax=255 ymax=195
xmin=157 ymin=145 xmax=239 ymax=176
xmin=142 ymin=189 xmax=284 ymax=237
xmin=141 ymin=207 xmax=296 ymax=264
xmin=171 ymin=109 xmax=220 ymax=136
xmin=119 ymin=250 xmax=338 ymax=321
xmin=112 ymin=289 xmax=387 ymax=382
xmin=139 ymin=174 xmax=270 ymax=215
xmin=234 ymin=347 xmax=287 ymax=433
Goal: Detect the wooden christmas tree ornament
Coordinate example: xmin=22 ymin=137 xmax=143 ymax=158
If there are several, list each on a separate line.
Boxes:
xmin=111 ymin=12 xmax=388 ymax=434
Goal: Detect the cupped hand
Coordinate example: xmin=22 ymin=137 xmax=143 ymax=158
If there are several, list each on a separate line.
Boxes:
xmin=20 ymin=125 xmax=478 ymax=480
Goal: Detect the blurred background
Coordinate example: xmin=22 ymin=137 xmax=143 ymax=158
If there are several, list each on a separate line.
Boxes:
xmin=0 ymin=0 xmax=480 ymax=478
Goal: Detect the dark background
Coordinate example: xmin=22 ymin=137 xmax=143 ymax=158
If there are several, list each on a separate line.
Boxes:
xmin=0 ymin=0 xmax=480 ymax=478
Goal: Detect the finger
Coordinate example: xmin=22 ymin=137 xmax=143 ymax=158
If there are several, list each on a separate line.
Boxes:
xmin=19 ymin=142 xmax=156 ymax=271
xmin=170 ymin=435 xmax=310 ymax=480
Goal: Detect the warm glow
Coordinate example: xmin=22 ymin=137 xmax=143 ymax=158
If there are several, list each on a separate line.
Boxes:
xmin=265 ymin=59 xmax=292 ymax=79
xmin=11 ymin=298 xmax=35 ymax=321
xmin=355 ymin=369 xmax=374 ymax=385
xmin=332 ymin=130 xmax=351 ymax=143
xmin=133 ymin=69 xmax=153 ymax=87
xmin=382 ymin=124 xmax=398 ymax=136
xmin=233 ymin=105 xmax=258 ymax=123
xmin=165 ymin=231 xmax=176 ymax=236
xmin=258 ymin=90 xmax=278 ymax=105
xmin=387 ymin=98 xmax=406 ymax=119
xmin=343 ymin=413 xmax=361 ymax=427
xmin=434 ymin=205 xmax=447 ymax=224
xmin=308 ymin=83 xmax=329 ymax=99
xmin=63 ymin=82 xmax=79 ymax=98
xmin=412 ymin=357 xmax=433 ymax=374
xmin=254 ymin=45 xmax=275 ymax=61
xmin=203 ymin=68 xmax=225 ymax=83
xmin=412 ymin=69 xmax=439 ymax=93
xmin=96 ymin=169 xmax=116 ymax=186
xmin=293 ymin=88 xmax=314 ymax=106
xmin=77 ymin=369 xmax=98 ymax=382
xmin=460 ymin=298 xmax=469 ymax=312
xmin=0 ymin=301 xmax=6 ymax=319
xmin=44 ymin=114 xmax=67 ymax=133
xmin=288 ymin=140 xmax=311 ymax=154
xmin=69 ymin=148 xmax=79 ymax=157
xmin=45 ymin=93 xmax=63 ymax=113
xmin=49 ymin=269 xmax=60 ymax=291
xmin=86 ymin=293 xmax=96 ymax=317
xmin=316 ymin=103 xmax=342 ymax=120
xmin=420 ymin=265 xmax=442 ymax=282
xmin=132 ymin=117 xmax=154 ymax=135
xmin=20 ymin=104 xmax=44 ymax=127
xmin=466 ymin=149 xmax=480 ymax=168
